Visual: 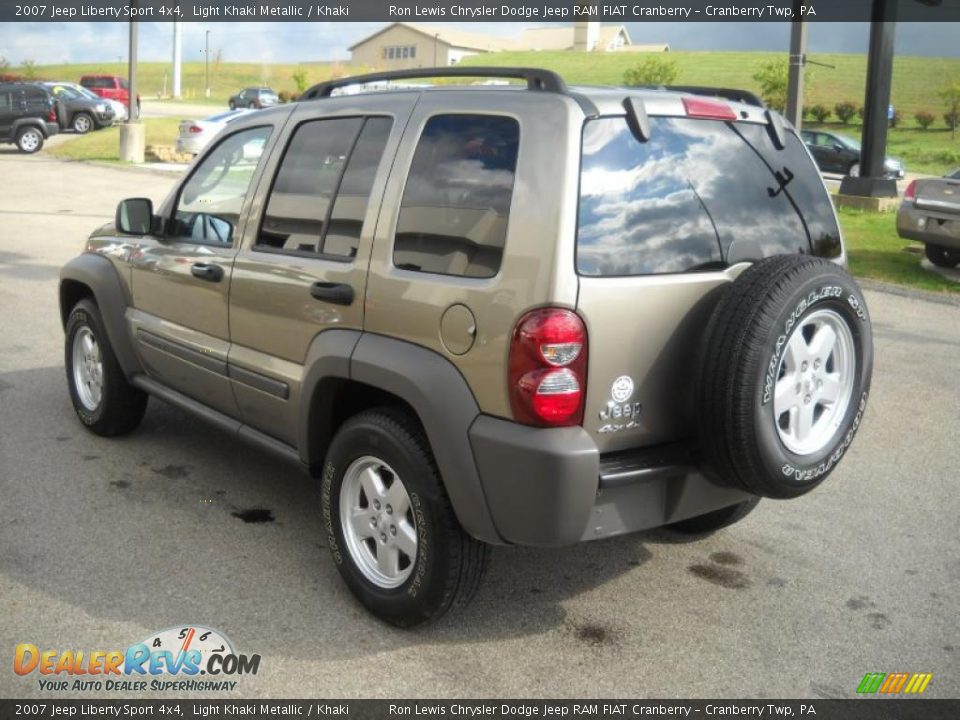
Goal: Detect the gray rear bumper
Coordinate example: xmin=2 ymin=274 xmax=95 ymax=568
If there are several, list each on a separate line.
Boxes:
xmin=898 ymin=206 xmax=960 ymax=251
xmin=468 ymin=415 xmax=752 ymax=547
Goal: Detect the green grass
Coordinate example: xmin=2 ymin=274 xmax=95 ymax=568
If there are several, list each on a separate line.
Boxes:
xmin=838 ymin=207 xmax=959 ymax=294
xmin=48 ymin=118 xmax=182 ymax=162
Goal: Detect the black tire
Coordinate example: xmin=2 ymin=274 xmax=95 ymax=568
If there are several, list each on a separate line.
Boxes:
xmin=248 ymin=101 xmax=257 ymax=109
xmin=669 ymin=498 xmax=761 ymax=535
xmin=72 ymin=112 xmax=93 ymax=134
xmin=64 ymin=299 xmax=147 ymax=437
xmin=228 ymin=101 xmax=236 ymax=110
xmin=697 ymin=255 xmax=873 ymax=499
xmin=15 ymin=127 xmax=44 ymax=153
xmin=925 ymin=244 xmax=960 ymax=269
xmin=321 ymin=408 xmax=488 ymax=627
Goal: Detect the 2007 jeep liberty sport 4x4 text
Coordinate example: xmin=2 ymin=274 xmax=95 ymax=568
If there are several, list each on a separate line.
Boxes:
xmin=60 ymin=69 xmax=873 ymax=626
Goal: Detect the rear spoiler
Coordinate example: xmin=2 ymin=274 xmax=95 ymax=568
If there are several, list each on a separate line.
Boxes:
xmin=648 ymin=85 xmax=767 ymax=109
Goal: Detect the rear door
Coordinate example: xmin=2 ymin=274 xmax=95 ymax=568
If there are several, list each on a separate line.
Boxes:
xmin=127 ymin=121 xmax=278 ymax=415
xmin=0 ymin=89 xmax=15 ymax=139
xmin=575 ymin=109 xmax=843 ymax=454
xmin=226 ymin=95 xmax=415 ymax=446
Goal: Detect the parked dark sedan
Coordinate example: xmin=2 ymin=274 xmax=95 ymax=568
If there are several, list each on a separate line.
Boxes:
xmin=228 ymin=87 xmax=278 ymax=110
xmin=801 ymin=129 xmax=905 ymax=179
xmin=44 ymin=82 xmax=115 ymax=133
xmin=897 ymin=169 xmax=960 ymax=268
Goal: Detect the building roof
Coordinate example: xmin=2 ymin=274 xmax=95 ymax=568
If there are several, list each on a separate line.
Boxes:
xmin=348 ymin=23 xmax=516 ymax=52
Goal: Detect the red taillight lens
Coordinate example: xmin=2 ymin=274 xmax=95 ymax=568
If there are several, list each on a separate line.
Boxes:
xmin=189 ymin=125 xmax=203 ymax=134
xmin=682 ymin=97 xmax=737 ymax=121
xmin=904 ymin=180 xmax=917 ymax=201
xmin=47 ymin=108 xmax=57 ymax=122
xmin=509 ymin=308 xmax=587 ymax=427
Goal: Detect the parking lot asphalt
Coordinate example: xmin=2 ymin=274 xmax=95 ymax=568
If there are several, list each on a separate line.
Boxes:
xmin=0 ymin=150 xmax=958 ymax=700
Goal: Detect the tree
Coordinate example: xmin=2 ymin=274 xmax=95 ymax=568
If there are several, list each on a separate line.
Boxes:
xmin=20 ymin=59 xmax=37 ymax=79
xmin=809 ymin=104 xmax=831 ymax=124
xmin=623 ymin=57 xmax=679 ymax=87
xmin=752 ymin=59 xmax=788 ymax=112
xmin=0 ymin=56 xmax=8 ymax=71
xmin=942 ymin=82 xmax=960 ymax=140
xmin=915 ymin=111 xmax=935 ymax=130
xmin=291 ymin=67 xmax=309 ymax=94
xmin=834 ymin=101 xmax=858 ymax=125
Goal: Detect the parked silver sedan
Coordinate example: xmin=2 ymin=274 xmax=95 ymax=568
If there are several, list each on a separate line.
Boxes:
xmin=897 ymin=169 xmax=960 ymax=268
xmin=175 ymin=109 xmax=254 ymax=156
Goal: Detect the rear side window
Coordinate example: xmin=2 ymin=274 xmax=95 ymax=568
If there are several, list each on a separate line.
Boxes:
xmin=258 ymin=116 xmax=393 ymax=258
xmin=0 ymin=91 xmax=12 ymax=112
xmin=577 ymin=116 xmax=841 ymax=277
xmin=23 ymin=88 xmax=48 ymax=111
xmin=394 ymin=114 xmax=520 ymax=279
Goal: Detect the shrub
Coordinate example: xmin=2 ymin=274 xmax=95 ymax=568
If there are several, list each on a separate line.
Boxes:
xmin=291 ymin=67 xmax=308 ymax=94
xmin=752 ymin=59 xmax=788 ymax=112
xmin=277 ymin=90 xmax=292 ymax=104
xmin=915 ymin=110 xmax=935 ymax=130
xmin=946 ymin=111 xmax=960 ymax=132
xmin=623 ymin=57 xmax=679 ymax=87
xmin=809 ymin=104 xmax=831 ymax=123
xmin=834 ymin=101 xmax=858 ymax=125
xmin=942 ymin=82 xmax=960 ymax=139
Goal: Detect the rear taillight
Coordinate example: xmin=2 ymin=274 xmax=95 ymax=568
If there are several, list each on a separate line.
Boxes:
xmin=683 ymin=97 xmax=737 ymax=121
xmin=188 ymin=125 xmax=203 ymax=134
xmin=47 ymin=108 xmax=57 ymax=123
xmin=904 ymin=180 xmax=917 ymax=202
xmin=509 ymin=308 xmax=587 ymax=427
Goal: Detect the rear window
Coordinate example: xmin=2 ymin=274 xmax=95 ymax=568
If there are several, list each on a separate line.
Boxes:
xmin=577 ymin=116 xmax=841 ymax=277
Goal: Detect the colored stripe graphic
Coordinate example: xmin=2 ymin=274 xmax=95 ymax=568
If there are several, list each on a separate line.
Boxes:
xmin=857 ymin=672 xmax=932 ymax=694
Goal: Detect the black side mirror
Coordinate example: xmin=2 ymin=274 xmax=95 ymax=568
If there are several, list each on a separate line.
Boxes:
xmin=116 ymin=198 xmax=155 ymax=235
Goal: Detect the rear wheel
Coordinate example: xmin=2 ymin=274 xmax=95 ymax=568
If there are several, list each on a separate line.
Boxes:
xmin=65 ymin=299 xmax=147 ymax=436
xmin=228 ymin=100 xmax=236 ymax=110
xmin=925 ymin=243 xmax=960 ymax=268
xmin=321 ymin=408 xmax=488 ymax=627
xmin=669 ymin=498 xmax=761 ymax=535
xmin=697 ymin=255 xmax=873 ymax=499
xmin=15 ymin=127 xmax=43 ymax=153
xmin=248 ymin=101 xmax=257 ymax=109
xmin=72 ymin=112 xmax=93 ymax=134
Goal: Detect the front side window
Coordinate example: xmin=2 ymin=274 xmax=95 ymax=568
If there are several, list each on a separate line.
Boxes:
xmin=577 ymin=116 xmax=841 ymax=276
xmin=257 ymin=116 xmax=393 ymax=258
xmin=170 ymin=126 xmax=272 ymax=246
xmin=394 ymin=114 xmax=520 ymax=278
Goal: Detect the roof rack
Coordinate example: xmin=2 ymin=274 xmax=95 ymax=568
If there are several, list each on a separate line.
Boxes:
xmin=301 ymin=67 xmax=568 ymax=100
xmin=646 ymin=85 xmax=766 ymax=109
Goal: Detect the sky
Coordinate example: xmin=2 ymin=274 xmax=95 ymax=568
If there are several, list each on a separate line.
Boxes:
xmin=0 ymin=21 xmax=957 ymax=67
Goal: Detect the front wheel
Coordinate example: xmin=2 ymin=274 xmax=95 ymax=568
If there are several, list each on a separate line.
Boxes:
xmin=321 ymin=408 xmax=488 ymax=627
xmin=15 ymin=127 xmax=43 ymax=153
xmin=65 ymin=299 xmax=147 ymax=436
xmin=228 ymin=101 xmax=236 ymax=110
xmin=925 ymin=244 xmax=960 ymax=269
xmin=72 ymin=112 xmax=93 ymax=134
xmin=848 ymin=162 xmax=861 ymax=178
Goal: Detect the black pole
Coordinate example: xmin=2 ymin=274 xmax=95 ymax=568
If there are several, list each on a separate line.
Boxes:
xmin=839 ymin=0 xmax=898 ymax=198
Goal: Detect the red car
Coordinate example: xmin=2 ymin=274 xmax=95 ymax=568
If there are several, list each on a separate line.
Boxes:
xmin=79 ymin=75 xmax=141 ymax=115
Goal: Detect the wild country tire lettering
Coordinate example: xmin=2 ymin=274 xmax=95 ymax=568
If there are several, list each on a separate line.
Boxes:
xmin=762 ymin=285 xmax=844 ymax=405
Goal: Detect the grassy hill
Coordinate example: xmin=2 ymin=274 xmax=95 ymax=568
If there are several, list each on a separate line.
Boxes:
xmin=461 ymin=51 xmax=960 ymax=121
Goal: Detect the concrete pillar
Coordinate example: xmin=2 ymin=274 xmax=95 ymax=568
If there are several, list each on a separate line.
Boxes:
xmin=119 ymin=123 xmax=145 ymax=163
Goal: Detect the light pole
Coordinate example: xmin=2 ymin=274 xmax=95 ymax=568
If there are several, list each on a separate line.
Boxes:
xmin=785 ymin=0 xmax=808 ymax=129
xmin=119 ymin=2 xmax=144 ymax=163
xmin=204 ymin=30 xmax=211 ymax=98
xmin=172 ymin=21 xmax=182 ymax=99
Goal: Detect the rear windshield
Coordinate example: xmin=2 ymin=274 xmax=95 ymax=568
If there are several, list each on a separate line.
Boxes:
xmin=577 ymin=116 xmax=841 ymax=277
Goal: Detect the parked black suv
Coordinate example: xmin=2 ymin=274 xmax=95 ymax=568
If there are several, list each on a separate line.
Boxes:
xmin=0 ymin=83 xmax=59 ymax=153
xmin=44 ymin=82 xmax=116 ymax=134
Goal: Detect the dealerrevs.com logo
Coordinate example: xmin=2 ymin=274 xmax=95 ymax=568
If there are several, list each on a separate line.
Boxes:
xmin=14 ymin=625 xmax=260 ymax=693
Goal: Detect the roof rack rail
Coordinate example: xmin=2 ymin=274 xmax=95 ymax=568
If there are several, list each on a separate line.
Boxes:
xmin=301 ymin=67 xmax=567 ymax=100
xmin=647 ymin=85 xmax=767 ymax=109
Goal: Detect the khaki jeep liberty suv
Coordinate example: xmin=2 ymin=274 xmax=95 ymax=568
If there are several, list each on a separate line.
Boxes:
xmin=60 ymin=68 xmax=873 ymax=626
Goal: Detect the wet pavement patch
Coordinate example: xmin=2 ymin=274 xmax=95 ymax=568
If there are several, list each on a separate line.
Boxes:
xmin=709 ymin=551 xmax=743 ymax=566
xmin=232 ymin=508 xmax=275 ymax=524
xmin=152 ymin=464 xmax=190 ymax=480
xmin=575 ymin=624 xmax=612 ymax=645
xmin=109 ymin=479 xmax=130 ymax=489
xmin=688 ymin=563 xmax=751 ymax=590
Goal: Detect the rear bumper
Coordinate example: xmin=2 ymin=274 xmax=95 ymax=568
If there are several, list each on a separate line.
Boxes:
xmin=897 ymin=205 xmax=960 ymax=250
xmin=44 ymin=122 xmax=59 ymax=137
xmin=468 ymin=415 xmax=752 ymax=546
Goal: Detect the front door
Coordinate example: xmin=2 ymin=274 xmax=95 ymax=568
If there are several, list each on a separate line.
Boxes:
xmin=128 ymin=123 xmax=275 ymax=415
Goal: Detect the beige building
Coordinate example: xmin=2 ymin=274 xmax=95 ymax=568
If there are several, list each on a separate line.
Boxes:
xmin=349 ymin=22 xmax=668 ymax=70
xmin=348 ymin=23 xmax=511 ymax=69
